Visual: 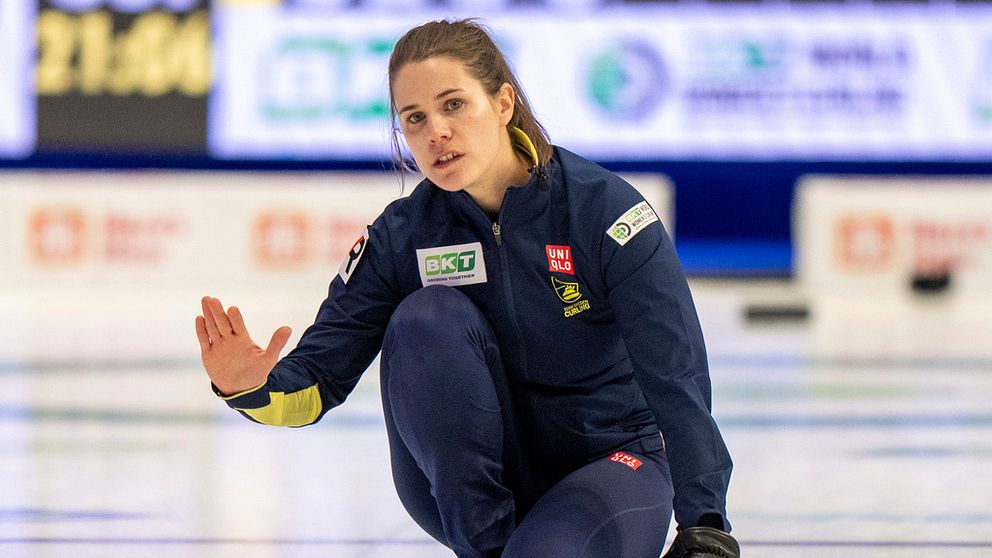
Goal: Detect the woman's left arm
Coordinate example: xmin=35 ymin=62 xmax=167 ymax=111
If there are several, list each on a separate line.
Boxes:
xmin=602 ymin=200 xmax=734 ymax=533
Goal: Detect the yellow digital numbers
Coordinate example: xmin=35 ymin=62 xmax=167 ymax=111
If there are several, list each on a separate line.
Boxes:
xmin=37 ymin=9 xmax=210 ymax=97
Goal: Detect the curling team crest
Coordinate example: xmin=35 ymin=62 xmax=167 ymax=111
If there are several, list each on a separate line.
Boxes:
xmin=552 ymin=276 xmax=582 ymax=303
xmin=551 ymin=276 xmax=590 ymax=318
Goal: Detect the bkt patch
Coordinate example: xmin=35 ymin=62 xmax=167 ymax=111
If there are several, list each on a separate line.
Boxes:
xmin=338 ymin=226 xmax=370 ymax=284
xmin=416 ymin=242 xmax=488 ymax=287
xmin=607 ymin=201 xmax=658 ymax=246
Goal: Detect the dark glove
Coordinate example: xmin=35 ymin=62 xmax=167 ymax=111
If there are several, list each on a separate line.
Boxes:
xmin=661 ymin=526 xmax=740 ymax=558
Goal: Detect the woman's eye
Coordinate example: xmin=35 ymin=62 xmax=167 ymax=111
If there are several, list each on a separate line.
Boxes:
xmin=407 ymin=112 xmax=424 ymax=125
xmin=445 ymin=99 xmax=463 ymax=111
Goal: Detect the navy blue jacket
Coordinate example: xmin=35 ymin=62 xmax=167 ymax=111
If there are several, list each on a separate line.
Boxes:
xmin=220 ymin=146 xmax=733 ymax=529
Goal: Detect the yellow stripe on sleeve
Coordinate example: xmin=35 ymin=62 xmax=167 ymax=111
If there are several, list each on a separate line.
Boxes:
xmin=236 ymin=385 xmax=323 ymax=427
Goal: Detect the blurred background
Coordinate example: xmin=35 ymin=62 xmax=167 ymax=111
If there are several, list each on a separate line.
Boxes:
xmin=1 ymin=1 xmax=991 ymax=557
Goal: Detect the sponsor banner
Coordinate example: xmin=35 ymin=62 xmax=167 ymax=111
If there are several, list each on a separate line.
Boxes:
xmin=795 ymin=176 xmax=992 ymax=294
xmin=36 ymin=0 xmax=211 ymax=154
xmin=209 ymin=6 xmax=992 ymax=161
xmin=209 ymin=8 xmax=403 ymax=159
xmin=0 ymin=171 xmax=406 ymax=294
xmin=528 ymin=12 xmax=992 ymax=160
xmin=0 ymin=1 xmax=36 ymax=157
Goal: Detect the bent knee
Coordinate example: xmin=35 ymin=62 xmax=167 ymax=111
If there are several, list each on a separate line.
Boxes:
xmin=388 ymin=286 xmax=478 ymax=334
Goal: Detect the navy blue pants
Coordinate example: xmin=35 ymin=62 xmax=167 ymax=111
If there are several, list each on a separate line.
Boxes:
xmin=380 ymin=286 xmax=674 ymax=558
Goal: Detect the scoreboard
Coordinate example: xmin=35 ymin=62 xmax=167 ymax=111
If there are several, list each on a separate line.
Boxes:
xmin=35 ymin=0 xmax=209 ymax=154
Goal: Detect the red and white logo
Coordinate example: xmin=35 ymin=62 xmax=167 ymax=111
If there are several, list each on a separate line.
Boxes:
xmin=28 ymin=207 xmax=86 ymax=266
xmin=608 ymin=451 xmax=642 ymax=471
xmin=338 ymin=226 xmax=370 ymax=284
xmin=835 ymin=215 xmax=895 ymax=271
xmin=253 ymin=212 xmax=311 ymax=268
xmin=545 ymin=245 xmax=575 ymax=275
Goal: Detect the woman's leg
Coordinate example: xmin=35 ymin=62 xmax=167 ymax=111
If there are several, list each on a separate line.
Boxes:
xmin=503 ymin=446 xmax=674 ymax=558
xmin=380 ymin=285 xmax=522 ymax=558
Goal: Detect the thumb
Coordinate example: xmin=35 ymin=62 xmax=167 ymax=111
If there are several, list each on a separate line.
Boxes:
xmin=266 ymin=326 xmax=293 ymax=356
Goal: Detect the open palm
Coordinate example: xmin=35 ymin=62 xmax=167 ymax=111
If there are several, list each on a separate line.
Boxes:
xmin=195 ymin=296 xmax=292 ymax=396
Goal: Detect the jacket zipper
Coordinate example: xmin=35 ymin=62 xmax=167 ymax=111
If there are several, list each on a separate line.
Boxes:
xmin=465 ymin=196 xmax=525 ymax=381
xmin=492 ymin=224 xmax=526 ymax=380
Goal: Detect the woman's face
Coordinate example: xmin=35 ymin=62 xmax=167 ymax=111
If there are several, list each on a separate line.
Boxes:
xmin=392 ymin=56 xmax=515 ymax=194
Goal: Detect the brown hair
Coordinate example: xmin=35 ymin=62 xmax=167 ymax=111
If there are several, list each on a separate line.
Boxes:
xmin=387 ymin=18 xmax=553 ymax=174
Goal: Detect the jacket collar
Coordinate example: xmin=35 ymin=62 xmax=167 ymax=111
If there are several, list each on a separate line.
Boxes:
xmin=510 ymin=126 xmax=540 ymax=169
xmin=438 ymin=128 xmax=557 ymax=227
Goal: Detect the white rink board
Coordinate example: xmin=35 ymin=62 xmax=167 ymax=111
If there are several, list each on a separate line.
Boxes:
xmin=0 ymin=172 xmax=404 ymax=296
xmin=0 ymin=171 xmax=671 ymax=300
xmin=794 ymin=176 xmax=992 ymax=295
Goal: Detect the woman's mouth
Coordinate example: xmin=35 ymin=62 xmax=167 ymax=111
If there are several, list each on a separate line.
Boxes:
xmin=433 ymin=152 xmax=462 ymax=168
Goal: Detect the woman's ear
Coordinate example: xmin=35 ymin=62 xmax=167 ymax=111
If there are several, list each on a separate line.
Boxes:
xmin=496 ymin=83 xmax=515 ymax=126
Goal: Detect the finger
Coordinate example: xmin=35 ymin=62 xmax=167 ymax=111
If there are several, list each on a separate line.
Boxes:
xmin=266 ymin=326 xmax=293 ymax=356
xmin=195 ymin=315 xmax=211 ymax=353
xmin=228 ymin=306 xmax=248 ymax=336
xmin=207 ymin=296 xmax=234 ymax=336
xmin=200 ymin=296 xmax=221 ymax=339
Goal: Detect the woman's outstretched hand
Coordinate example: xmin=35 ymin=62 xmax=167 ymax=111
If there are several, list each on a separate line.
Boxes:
xmin=195 ymin=296 xmax=292 ymax=396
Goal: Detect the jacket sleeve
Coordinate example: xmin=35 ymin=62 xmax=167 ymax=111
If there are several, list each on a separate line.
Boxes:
xmin=601 ymin=197 xmax=733 ymax=531
xmin=218 ymin=219 xmax=403 ymax=427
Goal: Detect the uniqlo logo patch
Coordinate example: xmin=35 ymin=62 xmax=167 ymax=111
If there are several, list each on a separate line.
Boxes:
xmin=545 ymin=245 xmax=574 ymax=275
xmin=608 ymin=451 xmax=642 ymax=471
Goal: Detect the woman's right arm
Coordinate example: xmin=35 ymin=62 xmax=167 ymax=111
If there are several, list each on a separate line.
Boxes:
xmin=195 ymin=223 xmax=403 ymax=427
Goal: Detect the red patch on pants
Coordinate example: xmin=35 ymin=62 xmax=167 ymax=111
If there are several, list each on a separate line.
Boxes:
xmin=608 ymin=451 xmax=642 ymax=470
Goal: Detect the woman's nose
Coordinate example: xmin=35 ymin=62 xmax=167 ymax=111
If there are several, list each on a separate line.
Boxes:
xmin=427 ymin=117 xmax=451 ymax=143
